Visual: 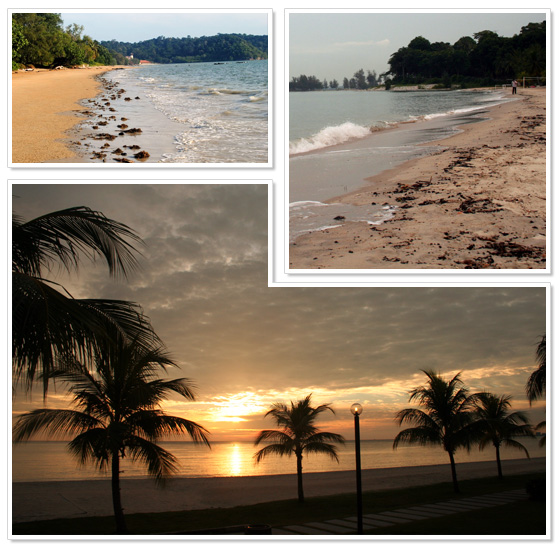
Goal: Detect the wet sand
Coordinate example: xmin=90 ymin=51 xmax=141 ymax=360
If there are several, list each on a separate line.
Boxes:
xmin=12 ymin=457 xmax=545 ymax=523
xmin=11 ymin=66 xmax=122 ymax=163
xmin=289 ymin=88 xmax=546 ymax=270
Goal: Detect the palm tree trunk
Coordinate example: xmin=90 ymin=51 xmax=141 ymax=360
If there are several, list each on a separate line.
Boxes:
xmin=296 ymin=453 xmax=304 ymax=503
xmin=111 ymin=452 xmax=128 ymax=534
xmin=495 ymin=444 xmax=503 ymax=479
xmin=447 ymin=450 xmax=460 ymax=493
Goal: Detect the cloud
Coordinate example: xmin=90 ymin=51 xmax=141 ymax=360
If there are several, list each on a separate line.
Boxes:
xmin=11 ymin=184 xmax=546 ymax=440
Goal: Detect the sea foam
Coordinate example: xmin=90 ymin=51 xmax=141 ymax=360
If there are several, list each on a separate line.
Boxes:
xmin=289 ymin=122 xmax=371 ymax=155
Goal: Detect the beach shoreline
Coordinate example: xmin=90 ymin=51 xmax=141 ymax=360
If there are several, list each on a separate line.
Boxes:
xmin=11 ymin=66 xmax=128 ymax=164
xmin=289 ymin=88 xmax=546 ymax=269
xmin=11 ymin=457 xmax=545 ymax=523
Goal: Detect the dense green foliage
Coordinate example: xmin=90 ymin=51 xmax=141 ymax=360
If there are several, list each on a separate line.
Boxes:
xmin=290 ymin=69 xmax=377 ymax=91
xmin=385 ymin=21 xmax=546 ymax=87
xmin=12 ymin=13 xmax=267 ymax=69
xmin=289 ymin=74 xmax=324 ymax=91
xmin=342 ymin=69 xmax=379 ymax=89
xmin=290 ymin=21 xmax=545 ymax=91
xmin=101 ymin=33 xmax=267 ymax=64
xmin=12 ymin=13 xmax=117 ymax=69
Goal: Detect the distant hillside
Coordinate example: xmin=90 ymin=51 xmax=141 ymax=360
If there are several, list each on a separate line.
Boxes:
xmin=101 ymin=33 xmax=268 ymax=64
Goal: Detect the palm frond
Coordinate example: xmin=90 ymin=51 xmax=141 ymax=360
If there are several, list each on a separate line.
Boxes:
xmin=254 ymin=429 xmax=293 ymax=446
xmin=12 ymin=273 xmax=158 ymax=392
xmin=127 ymin=410 xmax=210 ymax=445
xmin=253 ymin=442 xmax=294 ymax=463
xmin=527 ymin=336 xmax=546 ymax=403
xmin=13 ymin=206 xmax=143 ymax=279
xmin=304 ymin=441 xmax=341 ymax=462
xmin=393 ymin=426 xmax=441 ymax=449
xmin=395 ymin=407 xmax=439 ymax=429
xmin=67 ymin=428 xmax=111 ymax=469
xmin=13 ymin=409 xmax=102 ymax=441
xmin=126 ymin=436 xmax=179 ymax=485
xmin=501 ymin=438 xmax=531 ymax=458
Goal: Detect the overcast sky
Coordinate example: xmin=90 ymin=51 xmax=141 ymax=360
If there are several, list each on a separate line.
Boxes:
xmin=59 ymin=11 xmax=268 ymax=43
xmin=11 ymin=183 xmax=546 ymax=441
xmin=289 ymin=11 xmax=547 ymax=81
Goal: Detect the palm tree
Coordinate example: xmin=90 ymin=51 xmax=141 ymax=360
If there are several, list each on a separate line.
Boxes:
xmin=13 ymin=331 xmax=210 ymax=534
xmin=393 ymin=370 xmax=478 ymax=493
xmin=471 ymin=393 xmax=534 ymax=478
xmin=12 ymin=206 xmax=157 ymax=394
xmin=254 ymin=394 xmax=345 ymax=503
xmin=526 ymin=335 xmax=546 ymax=448
xmin=526 ymin=335 xmax=546 ymax=404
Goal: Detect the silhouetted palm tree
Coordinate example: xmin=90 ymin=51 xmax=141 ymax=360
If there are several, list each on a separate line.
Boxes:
xmin=13 ymin=332 xmax=210 ymax=534
xmin=393 ymin=370 xmax=478 ymax=493
xmin=12 ymin=206 xmax=156 ymax=394
xmin=526 ymin=335 xmax=546 ymax=448
xmin=254 ymin=394 xmax=345 ymax=502
xmin=471 ymin=393 xmax=534 ymax=478
xmin=526 ymin=335 xmax=546 ymax=404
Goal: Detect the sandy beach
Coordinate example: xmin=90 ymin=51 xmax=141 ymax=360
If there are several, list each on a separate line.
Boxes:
xmin=289 ymin=88 xmax=546 ymax=269
xmin=11 ymin=457 xmax=545 ymax=524
xmin=11 ymin=66 xmax=122 ymax=163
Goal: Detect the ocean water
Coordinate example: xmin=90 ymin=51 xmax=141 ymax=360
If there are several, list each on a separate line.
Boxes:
xmin=289 ymin=89 xmax=514 ymax=240
xmin=12 ymin=438 xmax=544 ymax=483
xmin=289 ymin=89 xmax=507 ymax=154
xmin=75 ymin=60 xmax=268 ymax=164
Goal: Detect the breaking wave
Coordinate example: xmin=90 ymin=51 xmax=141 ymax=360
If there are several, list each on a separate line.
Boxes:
xmin=289 ymin=122 xmax=372 ymax=155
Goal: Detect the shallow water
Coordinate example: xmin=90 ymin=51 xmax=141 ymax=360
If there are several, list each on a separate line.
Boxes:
xmin=74 ymin=61 xmax=268 ymax=164
xmin=289 ymin=90 xmax=514 ymax=238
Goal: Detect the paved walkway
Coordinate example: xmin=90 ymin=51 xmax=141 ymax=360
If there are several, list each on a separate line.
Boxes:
xmin=271 ymin=488 xmax=528 ymax=535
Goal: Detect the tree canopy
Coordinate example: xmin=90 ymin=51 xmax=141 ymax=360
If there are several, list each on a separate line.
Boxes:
xmin=12 ymin=13 xmax=116 ymax=69
xmin=12 ymin=13 xmax=268 ymax=69
xmin=101 ymin=33 xmax=267 ymax=64
xmin=385 ymin=21 xmax=545 ymax=86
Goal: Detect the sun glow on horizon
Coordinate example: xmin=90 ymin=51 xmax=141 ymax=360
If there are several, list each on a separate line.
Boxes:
xmin=203 ymin=392 xmax=269 ymax=423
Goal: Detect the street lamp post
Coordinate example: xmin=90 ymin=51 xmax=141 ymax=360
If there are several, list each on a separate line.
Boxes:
xmin=351 ymin=403 xmax=363 ymax=535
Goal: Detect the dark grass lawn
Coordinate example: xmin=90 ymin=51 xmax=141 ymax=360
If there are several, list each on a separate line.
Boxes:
xmin=367 ymin=499 xmax=546 ymax=536
xmin=12 ymin=473 xmax=546 ymax=536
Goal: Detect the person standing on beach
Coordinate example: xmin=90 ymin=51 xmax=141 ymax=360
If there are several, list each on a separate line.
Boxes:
xmin=512 ymin=79 xmax=518 ymax=94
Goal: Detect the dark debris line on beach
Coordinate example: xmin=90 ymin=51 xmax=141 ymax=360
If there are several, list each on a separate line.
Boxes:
xmin=271 ymin=488 xmax=528 ymax=535
xmin=73 ymin=74 xmax=150 ymax=163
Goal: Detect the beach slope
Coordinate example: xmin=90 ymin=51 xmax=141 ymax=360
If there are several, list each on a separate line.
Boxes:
xmin=11 ymin=67 xmax=114 ymax=163
xmin=290 ymin=89 xmax=546 ymax=270
xmin=12 ymin=457 xmax=545 ymax=523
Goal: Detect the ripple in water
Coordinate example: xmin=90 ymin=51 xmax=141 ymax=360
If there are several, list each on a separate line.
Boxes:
xmin=290 ymin=201 xmax=396 ymax=242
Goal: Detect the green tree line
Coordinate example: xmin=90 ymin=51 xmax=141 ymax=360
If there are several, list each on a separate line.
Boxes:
xmin=101 ymin=33 xmax=268 ymax=64
xmin=12 ymin=13 xmax=117 ymax=70
xmin=290 ymin=21 xmax=545 ymax=91
xmin=12 ymin=13 xmax=268 ymax=70
xmin=384 ymin=21 xmax=545 ymax=87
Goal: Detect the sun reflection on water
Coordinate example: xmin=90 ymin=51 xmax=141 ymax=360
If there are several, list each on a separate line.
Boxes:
xmin=227 ymin=443 xmax=243 ymax=476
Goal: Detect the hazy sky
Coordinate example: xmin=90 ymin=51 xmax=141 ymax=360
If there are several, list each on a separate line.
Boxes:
xmin=60 ymin=11 xmax=268 ymax=43
xmin=289 ymin=11 xmax=547 ymax=80
xmin=11 ymin=183 xmax=546 ymax=441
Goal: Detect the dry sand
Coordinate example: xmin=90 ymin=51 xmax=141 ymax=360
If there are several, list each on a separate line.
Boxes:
xmin=11 ymin=66 xmax=121 ymax=163
xmin=11 ymin=457 xmax=545 ymax=523
xmin=289 ymin=88 xmax=546 ymax=270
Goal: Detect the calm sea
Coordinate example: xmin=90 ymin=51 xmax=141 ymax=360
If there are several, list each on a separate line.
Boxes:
xmin=12 ymin=438 xmax=544 ymax=483
xmin=289 ymin=89 xmax=515 ymax=240
xmin=76 ymin=60 xmax=268 ymax=164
